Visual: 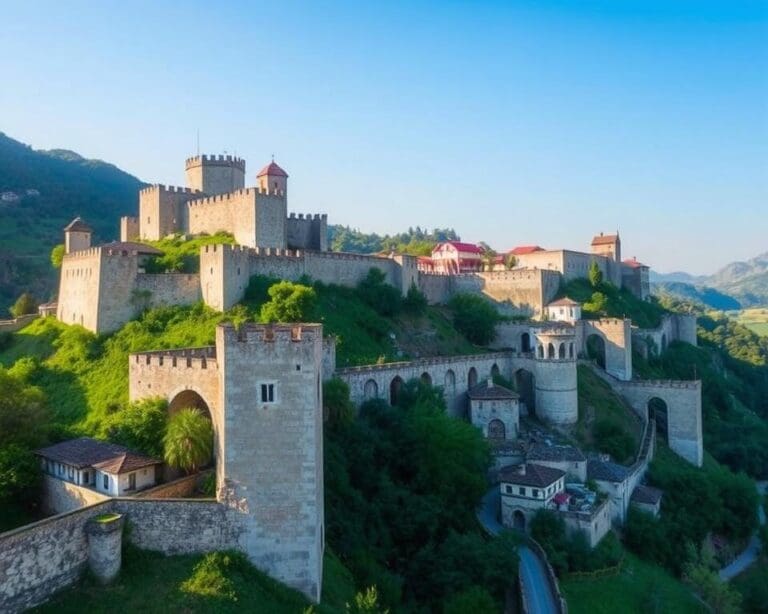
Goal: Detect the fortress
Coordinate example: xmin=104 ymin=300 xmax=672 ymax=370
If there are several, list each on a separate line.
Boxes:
xmin=0 ymin=150 xmax=701 ymax=610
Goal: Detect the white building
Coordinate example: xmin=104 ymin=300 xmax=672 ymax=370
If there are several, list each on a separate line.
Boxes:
xmin=500 ymin=463 xmax=566 ymax=531
xmin=545 ymin=297 xmax=582 ymax=323
xmin=36 ymin=437 xmax=161 ymax=500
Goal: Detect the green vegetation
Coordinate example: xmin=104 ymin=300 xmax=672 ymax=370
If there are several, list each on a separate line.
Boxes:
xmin=102 ymin=398 xmax=168 ymax=458
xmin=163 ymin=408 xmax=214 ymax=474
xmin=328 ymin=225 xmax=459 ymax=256
xmin=0 ymin=132 xmax=144 ymax=315
xmin=625 ymin=444 xmax=758 ymax=576
xmin=730 ymin=307 xmax=768 ymax=337
xmin=573 ymin=366 xmax=641 ymax=464
xmin=142 ymin=232 xmax=237 ymax=273
xmin=259 ymin=279 xmax=317 ymax=322
xmin=733 ymin=558 xmax=768 ymax=613
xmin=561 ymin=551 xmax=704 ymax=614
xmin=530 ymin=510 xmax=622 ymax=575
xmin=447 ymin=293 xmax=502 ymax=345
xmin=325 ymin=378 xmax=517 ymax=610
xmin=560 ymin=278 xmax=666 ymax=328
xmin=50 ymin=244 xmax=65 ymax=269
xmin=94 ymin=513 xmax=121 ymax=524
xmin=9 ymin=292 xmax=38 ymax=318
xmin=35 ymin=547 xmax=359 ymax=613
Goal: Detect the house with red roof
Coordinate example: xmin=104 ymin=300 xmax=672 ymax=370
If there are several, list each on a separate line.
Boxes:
xmin=430 ymin=241 xmax=484 ymax=274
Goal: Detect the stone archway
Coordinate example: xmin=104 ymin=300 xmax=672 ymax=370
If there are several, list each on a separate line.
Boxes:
xmin=420 ymin=372 xmax=432 ymax=387
xmin=569 ymin=342 xmax=575 ymax=359
xmin=514 ymin=368 xmax=535 ymax=417
xmin=558 ymin=343 xmax=566 ymax=359
xmin=444 ymin=370 xmax=456 ymax=398
xmin=488 ymin=419 xmax=506 ymax=442
xmin=648 ymin=397 xmax=669 ymax=442
xmin=390 ymin=376 xmax=404 ymax=407
xmin=491 ymin=363 xmax=501 ymax=379
xmin=468 ymin=367 xmax=478 ymax=388
xmin=168 ymin=389 xmax=212 ymax=420
xmin=364 ymin=379 xmax=379 ymax=400
xmin=513 ymin=510 xmax=526 ymax=531
xmin=586 ymin=333 xmax=606 ymax=369
xmin=548 ymin=343 xmax=556 ymax=359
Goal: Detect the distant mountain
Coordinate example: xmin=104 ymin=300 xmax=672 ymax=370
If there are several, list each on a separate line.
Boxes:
xmin=652 ymin=252 xmax=768 ymax=309
xmin=0 ymin=132 xmax=143 ymax=315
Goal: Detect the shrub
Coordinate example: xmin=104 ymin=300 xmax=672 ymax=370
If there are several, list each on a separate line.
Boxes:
xmin=259 ymin=281 xmax=317 ymax=323
xmin=402 ymin=283 xmax=427 ymax=316
xmin=0 ymin=444 xmax=41 ymax=503
xmin=588 ymin=260 xmax=603 ymax=287
xmin=9 ymin=292 xmax=37 ymax=318
xmin=50 ymin=244 xmax=65 ymax=269
xmin=164 ymin=408 xmax=214 ymax=474
xmin=448 ymin=294 xmax=500 ymax=345
xmin=356 ymin=268 xmax=402 ymax=317
xmin=102 ymin=397 xmax=168 ymax=457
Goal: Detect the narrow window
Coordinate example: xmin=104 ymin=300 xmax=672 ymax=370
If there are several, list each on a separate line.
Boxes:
xmin=103 ymin=474 xmax=109 ymax=490
xmin=518 ymin=487 xmax=525 ymax=496
xmin=533 ymin=489 xmax=539 ymax=497
xmin=260 ymin=383 xmax=275 ymax=403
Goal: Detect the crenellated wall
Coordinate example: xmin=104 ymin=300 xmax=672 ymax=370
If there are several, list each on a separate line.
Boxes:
xmin=287 ymin=213 xmax=328 ymax=251
xmin=633 ymin=313 xmax=698 ymax=358
xmin=120 ymin=216 xmax=140 ymax=242
xmin=139 ymin=185 xmax=202 ymax=241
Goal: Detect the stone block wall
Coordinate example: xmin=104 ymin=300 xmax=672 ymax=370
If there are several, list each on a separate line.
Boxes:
xmin=120 ymin=216 xmax=140 ymax=242
xmin=135 ymin=273 xmax=201 ymax=308
xmin=56 ymin=248 xmax=102 ymax=330
xmin=0 ymin=314 xmax=38 ymax=333
xmin=135 ymin=470 xmax=212 ymax=499
xmin=139 ymin=185 xmax=201 ymax=241
xmin=579 ymin=319 xmax=633 ymax=381
xmin=287 ymin=213 xmax=327 ymax=251
xmin=41 ymin=475 xmax=110 ymax=515
xmin=533 ymin=358 xmax=579 ymax=424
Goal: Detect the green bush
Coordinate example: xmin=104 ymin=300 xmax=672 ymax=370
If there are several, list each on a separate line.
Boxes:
xmin=0 ymin=444 xmax=41 ymax=503
xmin=9 ymin=292 xmax=38 ymax=318
xmin=164 ymin=408 xmax=214 ymax=474
xmin=101 ymin=397 xmax=168 ymax=457
xmin=448 ymin=294 xmax=500 ymax=345
xmin=593 ymin=420 xmax=635 ymax=462
xmin=50 ymin=244 xmax=65 ymax=269
xmin=402 ymin=283 xmax=427 ymax=316
xmin=259 ymin=280 xmax=316 ymax=323
xmin=356 ymin=268 xmax=402 ymax=317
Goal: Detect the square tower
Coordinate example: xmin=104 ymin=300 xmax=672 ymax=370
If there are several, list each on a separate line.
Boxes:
xmin=185 ymin=155 xmax=246 ymax=196
xmin=215 ymin=323 xmax=324 ymax=602
xmin=591 ymin=232 xmax=621 ymax=262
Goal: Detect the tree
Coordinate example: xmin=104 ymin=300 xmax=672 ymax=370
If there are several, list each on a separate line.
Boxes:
xmin=357 ymin=268 xmax=402 ymax=317
xmin=259 ymin=281 xmax=317 ymax=323
xmin=164 ymin=408 xmax=214 ymax=474
xmin=402 ymin=283 xmax=427 ymax=316
xmin=588 ymin=260 xmax=603 ymax=287
xmin=477 ymin=242 xmax=497 ymax=272
xmin=324 ymin=378 xmax=355 ymax=428
xmin=9 ymin=292 xmax=38 ymax=318
xmin=102 ymin=398 xmax=168 ymax=457
xmin=0 ymin=367 xmax=48 ymax=448
xmin=504 ymin=254 xmax=517 ymax=270
xmin=0 ymin=444 xmax=41 ymax=503
xmin=50 ymin=244 xmax=65 ymax=269
xmin=448 ymin=294 xmax=500 ymax=345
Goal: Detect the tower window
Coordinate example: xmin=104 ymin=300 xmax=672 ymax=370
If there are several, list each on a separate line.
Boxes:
xmin=260 ymin=383 xmax=276 ymax=404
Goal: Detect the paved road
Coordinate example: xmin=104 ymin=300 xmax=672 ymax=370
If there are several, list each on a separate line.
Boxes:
xmin=719 ymin=481 xmax=766 ymax=581
xmin=478 ymin=488 xmax=558 ymax=614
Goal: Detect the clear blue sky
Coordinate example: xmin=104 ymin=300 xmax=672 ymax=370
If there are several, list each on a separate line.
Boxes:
xmin=1 ymin=1 xmax=766 ymax=274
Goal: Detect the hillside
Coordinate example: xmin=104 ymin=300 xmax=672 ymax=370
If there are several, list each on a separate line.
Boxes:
xmin=0 ymin=132 xmax=143 ymax=315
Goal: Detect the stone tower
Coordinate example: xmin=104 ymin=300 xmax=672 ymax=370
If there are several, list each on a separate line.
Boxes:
xmin=257 ymin=160 xmax=288 ymax=195
xmin=591 ymin=231 xmax=621 ymax=262
xmin=216 ymin=322 xmax=324 ymax=602
xmin=63 ymin=217 xmax=92 ymax=254
xmin=185 ymin=155 xmax=246 ymax=195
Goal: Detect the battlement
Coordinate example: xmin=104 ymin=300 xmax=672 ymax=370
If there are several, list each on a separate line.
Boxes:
xmin=625 ymin=379 xmax=701 ymax=390
xmin=221 ymin=322 xmax=322 ymax=344
xmin=131 ymin=346 xmax=217 ymax=369
xmin=187 ymin=186 xmax=285 ymax=208
xmin=536 ymin=328 xmax=576 ymax=337
xmin=288 ymin=213 xmax=327 ymax=221
xmin=185 ymin=154 xmax=246 ymax=171
xmin=335 ymin=351 xmax=510 ymax=375
xmin=139 ymin=184 xmax=202 ymax=196
xmin=62 ymin=246 xmax=104 ymax=261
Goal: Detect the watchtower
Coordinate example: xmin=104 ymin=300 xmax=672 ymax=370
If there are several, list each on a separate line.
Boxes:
xmin=185 ymin=154 xmax=246 ymax=196
xmin=63 ymin=217 xmax=92 ymax=254
xmin=591 ymin=231 xmax=621 ymax=262
xmin=257 ymin=160 xmax=288 ymax=195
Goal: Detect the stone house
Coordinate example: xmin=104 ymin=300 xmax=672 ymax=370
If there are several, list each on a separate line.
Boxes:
xmin=500 ymin=463 xmax=566 ymax=531
xmin=630 ymin=484 xmax=663 ymax=517
xmin=587 ymin=458 xmax=632 ymax=524
xmin=36 ymin=438 xmax=161 ymax=502
xmin=545 ymin=297 xmax=582 ymax=324
xmin=430 ymin=241 xmax=484 ymax=274
xmin=468 ymin=378 xmax=519 ymax=441
xmin=527 ymin=443 xmax=587 ymax=482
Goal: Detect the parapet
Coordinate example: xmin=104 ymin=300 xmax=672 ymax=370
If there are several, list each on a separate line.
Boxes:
xmin=220 ymin=322 xmax=322 ymax=344
xmin=130 ymin=346 xmax=217 ymax=369
xmin=187 ymin=186 xmax=285 ymax=208
xmin=185 ymin=154 xmax=246 ymax=172
xmin=288 ymin=213 xmax=328 ymax=221
xmin=139 ymin=184 xmax=202 ymax=197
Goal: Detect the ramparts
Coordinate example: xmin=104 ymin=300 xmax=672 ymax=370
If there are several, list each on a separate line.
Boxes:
xmin=185 ymin=154 xmax=246 ymax=171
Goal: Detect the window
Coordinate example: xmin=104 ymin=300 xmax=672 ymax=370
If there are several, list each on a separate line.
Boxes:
xmin=82 ymin=471 xmax=89 ymax=484
xmin=128 ymin=473 xmax=136 ymax=491
xmin=533 ymin=489 xmax=539 ymax=497
xmin=103 ymin=474 xmax=109 ymax=490
xmin=260 ymin=383 xmax=276 ymax=403
xmin=505 ymin=485 xmax=512 ymax=494
xmin=518 ymin=487 xmax=526 ymax=496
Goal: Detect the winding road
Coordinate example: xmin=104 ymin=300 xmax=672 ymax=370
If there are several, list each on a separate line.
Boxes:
xmin=719 ymin=481 xmax=766 ymax=581
xmin=478 ymin=487 xmax=559 ymax=614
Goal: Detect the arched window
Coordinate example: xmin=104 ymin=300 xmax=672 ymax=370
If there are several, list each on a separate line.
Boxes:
xmin=468 ymin=367 xmax=478 ymax=388
xmin=488 ymin=419 xmax=506 ymax=442
xmin=558 ymin=344 xmax=566 ymax=359
xmin=444 ymin=370 xmax=456 ymax=398
xmin=364 ymin=379 xmax=378 ymax=400
xmin=548 ymin=343 xmax=555 ymax=359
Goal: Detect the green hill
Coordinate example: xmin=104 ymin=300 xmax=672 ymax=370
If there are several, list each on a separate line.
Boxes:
xmin=0 ymin=132 xmax=143 ymax=315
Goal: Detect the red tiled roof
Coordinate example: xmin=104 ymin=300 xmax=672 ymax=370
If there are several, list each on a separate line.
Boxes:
xmin=548 ymin=297 xmax=581 ymax=307
xmin=36 ymin=437 xmax=160 ymax=473
xmin=257 ymin=161 xmax=288 ymax=178
xmin=623 ymin=258 xmax=648 ymax=269
xmin=591 ymin=234 xmax=619 ymax=246
xmin=509 ymin=245 xmax=544 ymax=255
xmin=434 ymin=241 xmax=484 ymax=255
xmin=92 ymin=452 xmax=161 ymax=475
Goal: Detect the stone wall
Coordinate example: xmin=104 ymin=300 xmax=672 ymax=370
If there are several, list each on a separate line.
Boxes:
xmin=120 ymin=216 xmax=140 ymax=242
xmin=287 ymin=213 xmax=327 ymax=251
xmin=633 ymin=313 xmax=698 ymax=358
xmin=533 ymin=359 xmax=579 ymax=424
xmin=135 ymin=470 xmax=212 ymax=499
xmin=0 ymin=314 xmax=38 ymax=333
xmin=579 ymin=319 xmax=633 ymax=381
xmin=136 ymin=273 xmax=201 ymax=307
xmin=56 ymin=248 xmax=102 ymax=331
xmin=41 ymin=475 xmax=110 ymax=515
xmin=184 ymin=155 xmax=246 ymax=196
xmin=139 ymin=185 xmax=201 ymax=241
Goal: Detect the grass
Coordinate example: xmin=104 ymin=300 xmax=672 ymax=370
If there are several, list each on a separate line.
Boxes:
xmin=34 ymin=547 xmax=357 ymax=613
xmin=561 ymin=552 xmax=705 ymax=614
xmin=730 ymin=308 xmax=768 ymax=337
xmin=142 ymin=232 xmax=237 ymax=274
xmin=571 ymin=365 xmax=642 ymax=463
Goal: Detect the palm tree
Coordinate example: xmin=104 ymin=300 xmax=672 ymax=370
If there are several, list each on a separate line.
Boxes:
xmin=163 ymin=408 xmax=213 ymax=474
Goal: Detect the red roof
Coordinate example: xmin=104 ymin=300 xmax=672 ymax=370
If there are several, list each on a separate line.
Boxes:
xmin=257 ymin=161 xmax=288 ymax=178
xmin=591 ymin=233 xmax=619 ymax=246
xmin=434 ymin=241 xmax=484 ymax=255
xmin=509 ymin=245 xmax=544 ymax=256
xmin=623 ymin=258 xmax=648 ymax=269
xmin=553 ymin=492 xmax=570 ymax=505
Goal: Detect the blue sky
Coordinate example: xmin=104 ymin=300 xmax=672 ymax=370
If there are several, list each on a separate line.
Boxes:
xmin=1 ymin=1 xmax=766 ymax=274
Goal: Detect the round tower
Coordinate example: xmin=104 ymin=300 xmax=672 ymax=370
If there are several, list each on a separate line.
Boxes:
xmin=185 ymin=154 xmax=246 ymax=196
xmin=533 ymin=327 xmax=578 ymax=424
xmin=63 ymin=217 xmax=92 ymax=254
xmin=257 ymin=160 xmax=288 ymax=195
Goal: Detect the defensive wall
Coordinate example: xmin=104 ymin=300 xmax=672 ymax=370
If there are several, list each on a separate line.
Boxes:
xmin=513 ymin=249 xmax=622 ymax=287
xmin=138 ymin=185 xmax=202 ymax=241
xmin=0 ymin=497 xmax=240 ymax=613
xmin=287 ymin=213 xmax=328 ymax=251
xmin=585 ymin=363 xmax=702 ymax=466
xmin=0 ymin=313 xmax=38 ymax=333
xmin=633 ymin=313 xmax=698 ymax=358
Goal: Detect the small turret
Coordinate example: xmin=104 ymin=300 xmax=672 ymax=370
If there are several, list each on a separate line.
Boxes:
xmin=257 ymin=159 xmax=288 ymax=195
xmin=185 ymin=154 xmax=246 ymax=196
xmin=64 ymin=217 xmax=92 ymax=254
